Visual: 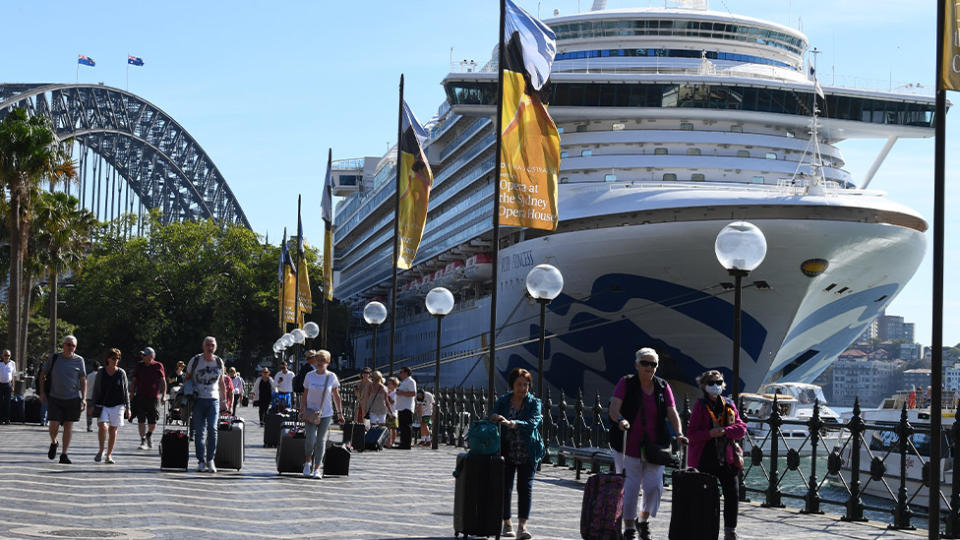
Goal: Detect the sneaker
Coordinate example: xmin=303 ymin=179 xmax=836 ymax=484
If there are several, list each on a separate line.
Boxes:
xmin=59 ymin=454 xmax=72 ymax=464
xmin=303 ymin=463 xmax=312 ymax=477
xmin=623 ymin=529 xmax=637 ymax=540
xmin=94 ymin=452 xmax=102 ymax=463
xmin=146 ymin=436 xmax=153 ymax=449
xmin=105 ymin=456 xmax=116 ymax=464
xmin=517 ymin=527 xmax=532 ymax=540
xmin=47 ymin=441 xmax=59 ymax=460
xmin=197 ymin=461 xmax=207 ymax=472
xmin=724 ymin=529 xmax=738 ymax=540
xmin=502 ymin=522 xmax=515 ymax=538
xmin=638 ymin=522 xmax=651 ymax=540
xmin=138 ymin=441 xmax=148 ymax=450
xmin=207 ymin=460 xmax=217 ymax=473
xmin=312 ymin=468 xmax=323 ymax=479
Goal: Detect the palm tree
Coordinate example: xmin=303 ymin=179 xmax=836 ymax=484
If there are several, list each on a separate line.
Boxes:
xmin=35 ymin=191 xmax=96 ymax=354
xmin=0 ymin=108 xmax=73 ymax=370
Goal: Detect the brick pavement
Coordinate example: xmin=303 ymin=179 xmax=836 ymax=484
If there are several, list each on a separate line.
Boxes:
xmin=0 ymin=406 xmax=925 ymax=539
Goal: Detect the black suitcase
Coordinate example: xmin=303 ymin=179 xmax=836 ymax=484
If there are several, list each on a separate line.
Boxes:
xmin=160 ymin=429 xmax=190 ymax=470
xmin=668 ymin=468 xmax=720 ymax=540
xmin=342 ymin=421 xmax=367 ymax=451
xmin=323 ymin=444 xmax=351 ymax=476
xmin=364 ymin=425 xmax=389 ymax=451
xmin=453 ymin=453 xmax=504 ymax=539
xmin=9 ymin=395 xmax=24 ymax=423
xmin=277 ymin=427 xmax=307 ymax=474
xmin=264 ymin=412 xmax=286 ymax=447
xmin=24 ymin=395 xmax=42 ymax=424
xmin=215 ymin=416 xmax=244 ymax=470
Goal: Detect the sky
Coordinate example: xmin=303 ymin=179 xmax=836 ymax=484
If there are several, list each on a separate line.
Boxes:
xmin=2 ymin=0 xmax=958 ymax=347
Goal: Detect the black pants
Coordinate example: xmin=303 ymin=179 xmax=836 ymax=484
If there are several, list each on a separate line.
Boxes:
xmin=0 ymin=382 xmax=10 ymax=422
xmin=699 ymin=452 xmax=739 ymax=530
xmin=258 ymin=400 xmax=270 ymax=424
xmin=398 ymin=409 xmax=413 ymax=449
xmin=231 ymin=393 xmax=241 ymax=416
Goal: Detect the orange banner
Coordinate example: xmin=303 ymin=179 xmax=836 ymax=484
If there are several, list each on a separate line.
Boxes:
xmin=943 ymin=0 xmax=960 ymax=91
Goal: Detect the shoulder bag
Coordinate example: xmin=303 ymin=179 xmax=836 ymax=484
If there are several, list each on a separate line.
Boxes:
xmin=637 ymin=384 xmax=678 ymax=466
xmin=42 ymin=353 xmax=58 ymax=395
xmin=182 ymin=356 xmax=199 ymax=397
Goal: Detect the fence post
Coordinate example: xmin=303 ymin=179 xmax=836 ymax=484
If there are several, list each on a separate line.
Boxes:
xmin=542 ymin=388 xmax=554 ymax=465
xmin=945 ymin=419 xmax=960 ymax=537
xmin=680 ymin=395 xmax=691 ymax=470
xmin=763 ymin=394 xmax=785 ymax=508
xmin=842 ymin=397 xmax=867 ymax=521
xmin=557 ymin=391 xmax=569 ymax=466
xmin=802 ymin=399 xmax=824 ymax=514
xmin=574 ymin=389 xmax=586 ymax=448
xmin=457 ymin=387 xmax=467 ymax=447
xmin=593 ymin=391 xmax=604 ymax=448
xmin=891 ymin=403 xmax=915 ymax=530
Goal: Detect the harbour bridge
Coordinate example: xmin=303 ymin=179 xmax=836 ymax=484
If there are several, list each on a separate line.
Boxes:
xmin=0 ymin=83 xmax=250 ymax=229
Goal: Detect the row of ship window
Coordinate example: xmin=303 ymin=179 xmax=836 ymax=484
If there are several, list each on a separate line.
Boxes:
xmin=554 ymin=48 xmax=794 ymax=70
xmin=562 ymin=148 xmax=779 ymax=159
xmin=445 ymin=82 xmax=936 ymax=128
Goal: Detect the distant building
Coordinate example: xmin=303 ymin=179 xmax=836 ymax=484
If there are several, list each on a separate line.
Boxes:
xmin=945 ymin=363 xmax=960 ymax=391
xmin=877 ymin=312 xmax=914 ymax=342
xmin=832 ymin=358 xmax=898 ymax=408
xmin=899 ymin=342 xmax=923 ymax=363
xmin=900 ymin=368 xmax=932 ymax=393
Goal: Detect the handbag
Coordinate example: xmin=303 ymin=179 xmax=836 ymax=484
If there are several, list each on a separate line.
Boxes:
xmin=725 ymin=440 xmax=744 ymax=472
xmin=182 ymin=357 xmax=198 ymax=397
xmin=42 ymin=353 xmax=57 ymax=395
xmin=636 ymin=384 xmax=678 ymax=467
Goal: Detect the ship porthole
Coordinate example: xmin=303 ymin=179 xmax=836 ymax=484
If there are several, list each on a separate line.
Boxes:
xmin=801 ymin=258 xmax=829 ymax=277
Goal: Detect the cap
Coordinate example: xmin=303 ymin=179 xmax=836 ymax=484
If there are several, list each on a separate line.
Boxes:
xmin=140 ymin=347 xmax=156 ymax=357
xmin=305 ymin=349 xmax=320 ymax=360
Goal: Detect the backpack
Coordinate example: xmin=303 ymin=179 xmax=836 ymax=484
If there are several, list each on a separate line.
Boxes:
xmin=466 ymin=420 xmax=501 ymax=456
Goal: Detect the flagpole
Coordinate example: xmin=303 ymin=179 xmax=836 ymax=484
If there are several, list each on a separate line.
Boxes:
xmin=296 ymin=195 xmax=303 ymax=373
xmin=929 ymin=0 xmax=947 ymax=536
xmin=322 ymin=148 xmax=332 ymax=350
xmin=280 ymin=228 xmax=288 ymax=332
xmin=126 ymin=54 xmax=129 ymax=91
xmin=388 ymin=75 xmax=405 ymax=378
xmin=487 ymin=0 xmax=507 ymax=412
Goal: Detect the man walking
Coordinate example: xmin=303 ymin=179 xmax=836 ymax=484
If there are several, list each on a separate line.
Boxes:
xmin=0 ymin=350 xmax=15 ymax=424
xmin=38 ymin=335 xmax=86 ymax=464
xmin=184 ymin=336 xmax=226 ymax=473
xmin=395 ymin=367 xmax=417 ymax=449
xmin=131 ymin=347 xmax=166 ymax=450
xmin=252 ymin=367 xmax=276 ymax=424
xmin=274 ymin=361 xmax=294 ymax=410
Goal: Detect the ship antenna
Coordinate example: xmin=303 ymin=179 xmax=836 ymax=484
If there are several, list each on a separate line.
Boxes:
xmin=803 ymin=48 xmax=827 ymax=195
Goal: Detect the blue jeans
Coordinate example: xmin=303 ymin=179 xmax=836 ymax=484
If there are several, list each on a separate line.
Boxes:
xmin=503 ymin=461 xmax=536 ymax=520
xmin=192 ymin=398 xmax=219 ymax=462
xmin=305 ymin=416 xmax=333 ymax=467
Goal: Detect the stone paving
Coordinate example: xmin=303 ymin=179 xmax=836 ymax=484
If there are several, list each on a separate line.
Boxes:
xmin=0 ymin=405 xmax=926 ymax=539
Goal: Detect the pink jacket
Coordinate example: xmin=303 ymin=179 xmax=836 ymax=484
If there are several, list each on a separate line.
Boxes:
xmin=686 ymin=397 xmax=747 ymax=469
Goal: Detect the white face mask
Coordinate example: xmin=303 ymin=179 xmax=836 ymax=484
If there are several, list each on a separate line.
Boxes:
xmin=705 ymin=384 xmax=723 ymax=397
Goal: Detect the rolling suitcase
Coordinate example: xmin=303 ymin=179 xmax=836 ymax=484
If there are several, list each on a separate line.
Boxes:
xmin=215 ymin=415 xmax=245 ymax=470
xmin=364 ymin=425 xmax=389 ymax=451
xmin=24 ymin=395 xmax=42 ymax=424
xmin=277 ymin=424 xmax=307 ymax=474
xmin=341 ymin=421 xmax=367 ymax=451
xmin=264 ymin=411 xmax=286 ymax=447
xmin=9 ymin=395 xmax=25 ymax=423
xmin=668 ymin=468 xmax=720 ymax=540
xmin=323 ymin=443 xmax=351 ymax=476
xmin=580 ymin=471 xmax=625 ymax=539
xmin=453 ymin=453 xmax=504 ymax=539
xmin=159 ymin=429 xmax=190 ymax=470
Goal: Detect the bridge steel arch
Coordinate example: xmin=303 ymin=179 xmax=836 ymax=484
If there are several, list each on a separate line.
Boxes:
xmin=0 ymin=83 xmax=251 ymax=228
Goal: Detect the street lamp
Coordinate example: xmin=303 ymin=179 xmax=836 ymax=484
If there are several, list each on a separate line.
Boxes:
xmin=303 ymin=321 xmax=320 ymax=340
xmin=426 ymin=286 xmax=455 ymax=450
xmin=525 ymin=264 xmax=564 ymax=397
xmin=291 ymin=328 xmax=306 ymax=372
xmin=363 ymin=301 xmax=388 ymax=370
xmin=715 ymin=221 xmax=767 ymax=406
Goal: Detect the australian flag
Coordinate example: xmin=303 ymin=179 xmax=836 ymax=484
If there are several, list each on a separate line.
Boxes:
xmin=128 ymin=55 xmax=144 ymax=66
xmin=78 ymin=55 xmax=95 ymax=67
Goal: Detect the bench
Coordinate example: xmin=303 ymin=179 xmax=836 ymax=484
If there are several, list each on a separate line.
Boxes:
xmin=558 ymin=445 xmax=616 ymax=480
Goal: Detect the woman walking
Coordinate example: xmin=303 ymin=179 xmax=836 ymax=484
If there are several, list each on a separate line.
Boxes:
xmin=360 ymin=370 xmax=391 ymax=426
xmin=300 ymin=350 xmax=344 ymax=479
xmin=608 ymin=348 xmax=687 ymax=540
xmin=252 ymin=367 xmax=276 ymax=424
xmin=687 ymin=370 xmax=747 ymax=540
xmin=489 ymin=368 xmax=545 ymax=539
xmin=228 ymin=367 xmax=244 ymax=416
xmin=93 ymin=349 xmax=131 ymax=464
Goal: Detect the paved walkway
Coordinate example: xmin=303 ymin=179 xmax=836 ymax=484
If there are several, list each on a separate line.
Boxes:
xmin=0 ymin=406 xmax=925 ymax=539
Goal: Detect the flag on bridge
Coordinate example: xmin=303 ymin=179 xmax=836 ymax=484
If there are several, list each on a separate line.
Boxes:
xmin=498 ymin=0 xmax=560 ymax=231
xmin=128 ymin=55 xmax=144 ymax=66
xmin=78 ymin=55 xmax=95 ymax=67
xmin=396 ymin=100 xmax=433 ymax=269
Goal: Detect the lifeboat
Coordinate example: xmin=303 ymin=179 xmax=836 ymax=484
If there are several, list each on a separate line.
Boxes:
xmin=435 ymin=260 xmax=464 ymax=288
xmin=463 ymin=253 xmax=493 ymax=282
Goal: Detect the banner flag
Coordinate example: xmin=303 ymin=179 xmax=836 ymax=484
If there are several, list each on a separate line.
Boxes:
xmin=78 ymin=55 xmax=96 ymax=67
xmin=396 ymin=100 xmax=434 ymax=269
xmin=943 ymin=0 xmax=960 ymax=91
xmin=128 ymin=55 xmax=144 ymax=66
xmin=296 ymin=204 xmax=312 ymax=323
xmin=322 ymin=150 xmax=334 ymax=301
xmin=499 ymin=0 xmax=561 ymax=231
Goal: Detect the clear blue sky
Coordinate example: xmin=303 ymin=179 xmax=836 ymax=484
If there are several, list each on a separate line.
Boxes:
xmin=3 ymin=0 xmax=958 ymax=346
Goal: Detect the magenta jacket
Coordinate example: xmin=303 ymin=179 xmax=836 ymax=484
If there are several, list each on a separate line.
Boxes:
xmin=686 ymin=396 xmax=747 ymax=469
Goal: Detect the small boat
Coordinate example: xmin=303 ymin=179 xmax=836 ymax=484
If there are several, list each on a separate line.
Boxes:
xmin=740 ymin=388 xmax=843 ymax=455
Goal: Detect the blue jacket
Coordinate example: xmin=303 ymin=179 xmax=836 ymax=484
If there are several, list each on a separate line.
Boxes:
xmin=493 ymin=391 xmax=546 ymax=466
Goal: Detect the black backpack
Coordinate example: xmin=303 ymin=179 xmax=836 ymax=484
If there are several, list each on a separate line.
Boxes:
xmin=293 ymin=367 xmax=309 ymax=394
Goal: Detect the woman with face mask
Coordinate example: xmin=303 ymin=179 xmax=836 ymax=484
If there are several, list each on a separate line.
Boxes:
xmin=686 ymin=370 xmax=748 ymax=540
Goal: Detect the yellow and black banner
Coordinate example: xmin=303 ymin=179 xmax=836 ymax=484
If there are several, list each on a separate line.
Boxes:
xmin=323 ymin=223 xmax=333 ymax=301
xmin=499 ymin=0 xmax=560 ymax=231
xmin=943 ymin=0 xmax=960 ymax=91
xmin=396 ymin=101 xmax=433 ymax=269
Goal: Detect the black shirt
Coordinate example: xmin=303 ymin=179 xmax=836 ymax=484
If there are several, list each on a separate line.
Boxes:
xmin=100 ymin=369 xmax=126 ymax=407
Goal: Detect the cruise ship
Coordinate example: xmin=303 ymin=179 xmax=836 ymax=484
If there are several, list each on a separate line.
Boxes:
xmin=329 ymin=2 xmax=936 ymax=399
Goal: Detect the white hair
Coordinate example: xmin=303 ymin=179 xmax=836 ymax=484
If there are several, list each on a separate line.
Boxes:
xmin=635 ymin=347 xmax=658 ymax=364
xmin=63 ymin=335 xmax=77 ymax=345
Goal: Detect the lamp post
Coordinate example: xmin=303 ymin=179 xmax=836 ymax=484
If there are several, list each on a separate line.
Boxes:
xmin=303 ymin=321 xmax=320 ymax=349
xmin=280 ymin=333 xmax=295 ymax=366
xmin=714 ymin=221 xmax=767 ymax=406
xmin=426 ymin=286 xmax=455 ymax=450
xmin=291 ymin=328 xmax=306 ymax=373
xmin=525 ymin=264 xmax=564 ymax=397
xmin=363 ymin=301 xmax=388 ymax=370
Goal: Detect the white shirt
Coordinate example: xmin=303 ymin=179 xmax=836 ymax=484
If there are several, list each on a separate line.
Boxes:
xmin=396 ymin=377 xmax=417 ymax=412
xmin=275 ymin=370 xmax=294 ymax=393
xmin=304 ymin=370 xmax=340 ymax=417
xmin=231 ymin=375 xmax=244 ymax=395
xmin=0 ymin=361 xmax=15 ymax=384
xmin=418 ymin=391 xmax=434 ymax=416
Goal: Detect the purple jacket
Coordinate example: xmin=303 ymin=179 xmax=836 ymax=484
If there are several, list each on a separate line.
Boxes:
xmin=686 ymin=397 xmax=747 ymax=469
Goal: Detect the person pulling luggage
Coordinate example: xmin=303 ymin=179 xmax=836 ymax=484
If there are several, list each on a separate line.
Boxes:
xmin=489 ymin=368 xmax=545 ymax=539
xmin=686 ymin=370 xmax=747 ymax=540
xmin=299 ymin=349 xmax=344 ymax=479
xmin=608 ymin=348 xmax=687 ymax=540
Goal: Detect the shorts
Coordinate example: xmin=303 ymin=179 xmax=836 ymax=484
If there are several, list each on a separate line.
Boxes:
xmin=47 ymin=397 xmax=82 ymax=423
xmin=134 ymin=396 xmax=161 ymax=425
xmin=369 ymin=413 xmax=386 ymax=425
xmin=420 ymin=415 xmax=432 ymax=426
xmin=98 ymin=405 xmax=126 ymax=427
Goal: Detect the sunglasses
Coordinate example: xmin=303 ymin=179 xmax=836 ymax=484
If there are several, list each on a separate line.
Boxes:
xmin=705 ymin=380 xmax=724 ymax=385
xmin=638 ymin=360 xmax=658 ymax=368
